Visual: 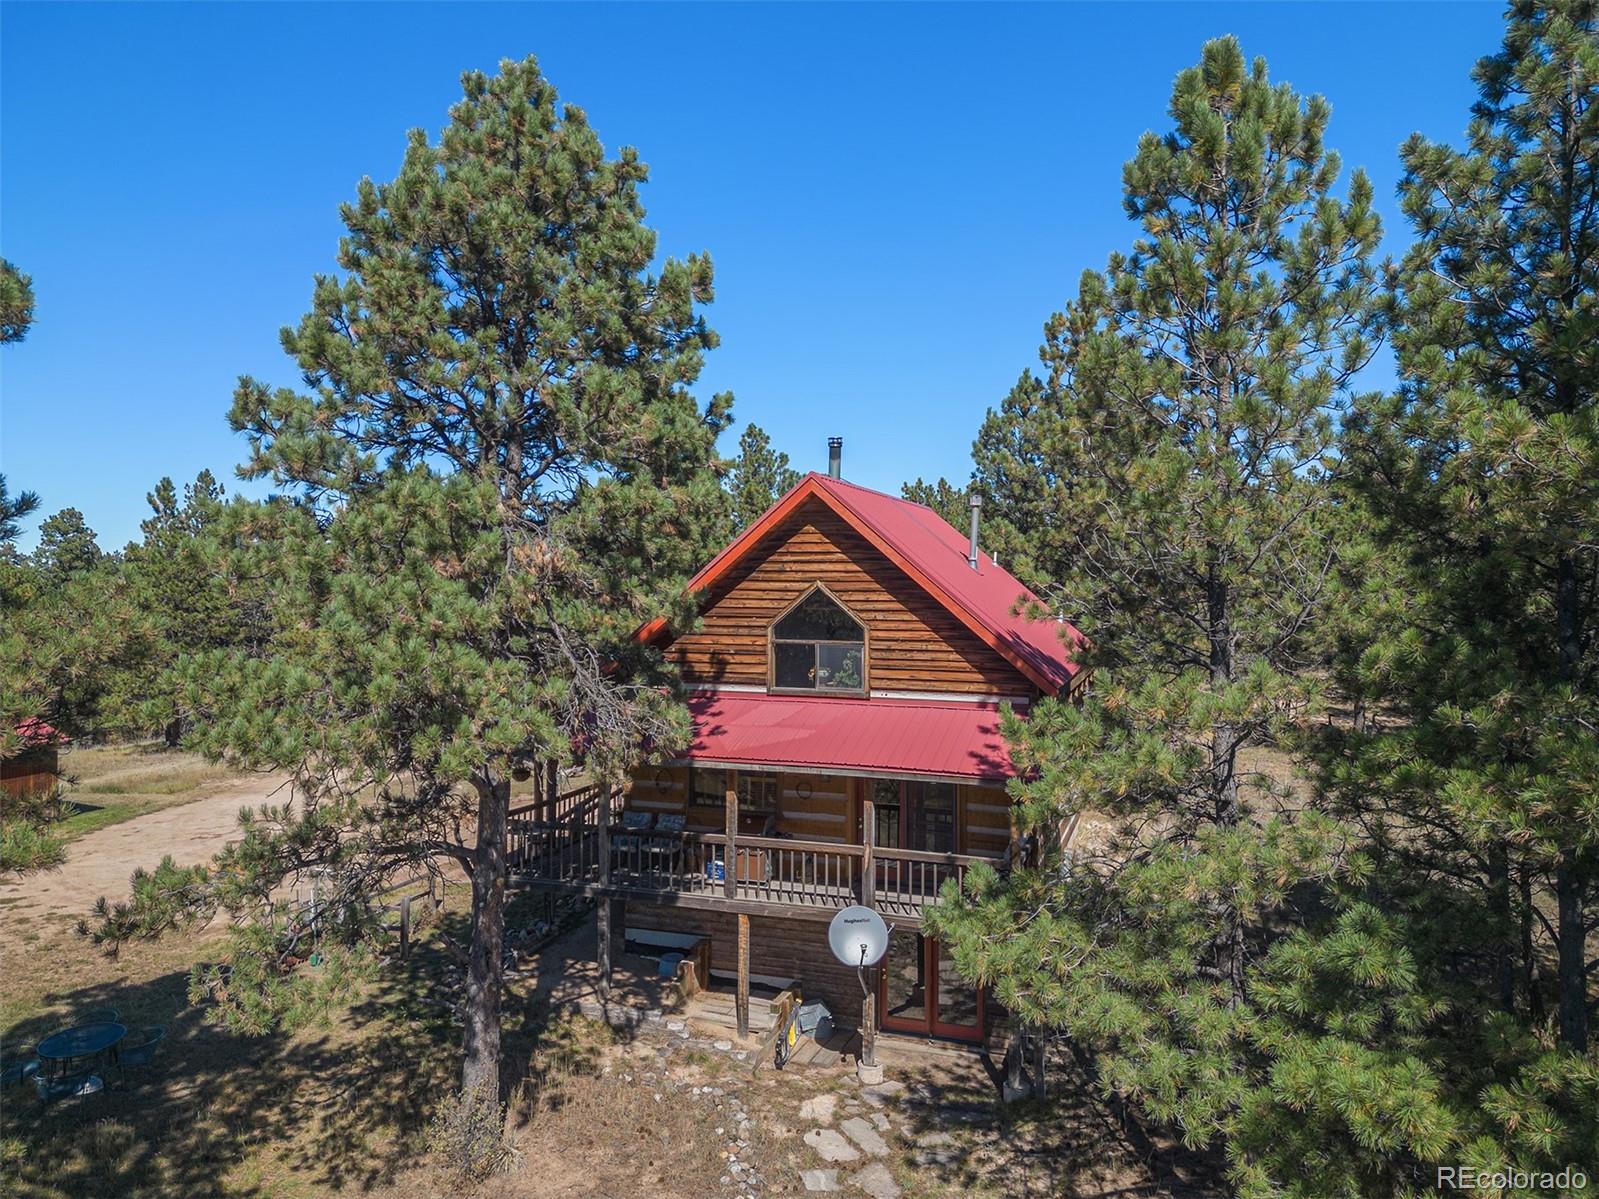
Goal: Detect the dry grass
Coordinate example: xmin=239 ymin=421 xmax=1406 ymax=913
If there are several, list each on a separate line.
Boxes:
xmin=0 ymin=884 xmax=484 ymax=1198
xmin=2 ymin=834 xmax=1210 ymax=1199
xmin=478 ymin=1018 xmax=761 ymax=1199
xmin=882 ymin=1049 xmax=1220 ymax=1199
xmin=52 ymin=744 xmax=239 ymax=842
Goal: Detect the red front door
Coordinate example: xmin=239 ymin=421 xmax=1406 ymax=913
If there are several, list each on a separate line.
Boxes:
xmin=879 ymin=927 xmax=984 ymax=1041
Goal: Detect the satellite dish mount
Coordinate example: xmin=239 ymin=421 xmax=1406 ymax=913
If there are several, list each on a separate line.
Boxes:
xmin=827 ymin=906 xmax=892 ymax=1069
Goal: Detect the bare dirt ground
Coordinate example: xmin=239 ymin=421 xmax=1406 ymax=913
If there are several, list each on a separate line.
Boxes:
xmin=0 ymin=768 xmax=293 ymax=924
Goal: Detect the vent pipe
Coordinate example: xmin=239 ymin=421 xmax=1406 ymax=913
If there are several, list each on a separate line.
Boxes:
xmin=967 ymin=493 xmax=983 ymax=570
xmin=827 ymin=437 xmax=843 ymax=479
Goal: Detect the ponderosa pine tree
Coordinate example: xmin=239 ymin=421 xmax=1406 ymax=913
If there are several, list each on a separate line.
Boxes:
xmin=0 ymin=475 xmax=40 ymax=546
xmin=96 ymin=471 xmax=267 ymax=744
xmin=931 ymin=36 xmax=1396 ymax=1191
xmin=1 ymin=494 xmax=150 ymax=755
xmin=89 ymin=57 xmax=731 ymax=1138
xmin=1330 ymin=0 xmax=1597 ymax=1059
xmin=724 ymin=423 xmax=798 ymax=532
xmin=31 ymin=508 xmax=103 ymax=583
xmin=0 ymin=258 xmax=33 ymax=343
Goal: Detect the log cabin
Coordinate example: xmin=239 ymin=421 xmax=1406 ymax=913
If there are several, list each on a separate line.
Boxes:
xmin=511 ymin=445 xmax=1087 ymax=1051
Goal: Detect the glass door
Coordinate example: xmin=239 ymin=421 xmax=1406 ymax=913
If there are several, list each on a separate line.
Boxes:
xmin=931 ymin=940 xmax=984 ymax=1039
xmin=867 ymin=780 xmax=957 ymax=852
xmin=905 ymin=781 xmax=956 ymax=853
xmin=878 ymin=931 xmax=985 ymax=1041
xmin=880 ymin=928 xmax=928 ymax=1033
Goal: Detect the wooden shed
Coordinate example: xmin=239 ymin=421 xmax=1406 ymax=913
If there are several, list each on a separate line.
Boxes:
xmin=2 ymin=718 xmax=67 ymax=801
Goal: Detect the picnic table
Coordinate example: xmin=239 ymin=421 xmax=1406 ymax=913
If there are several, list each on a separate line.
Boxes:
xmin=35 ymin=1021 xmax=126 ymax=1096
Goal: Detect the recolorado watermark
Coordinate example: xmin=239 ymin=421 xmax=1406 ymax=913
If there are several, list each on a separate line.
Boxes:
xmin=1438 ymin=1165 xmax=1588 ymax=1192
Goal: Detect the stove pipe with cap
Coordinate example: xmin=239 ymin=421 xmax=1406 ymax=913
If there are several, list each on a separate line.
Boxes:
xmin=827 ymin=437 xmax=843 ymax=479
xmin=967 ymin=493 xmax=983 ymax=570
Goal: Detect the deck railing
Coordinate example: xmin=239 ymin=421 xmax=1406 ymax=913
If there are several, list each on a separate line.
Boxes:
xmin=510 ymin=785 xmax=984 ymax=917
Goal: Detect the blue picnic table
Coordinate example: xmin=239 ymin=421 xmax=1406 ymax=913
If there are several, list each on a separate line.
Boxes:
xmin=35 ymin=1022 xmax=126 ymax=1097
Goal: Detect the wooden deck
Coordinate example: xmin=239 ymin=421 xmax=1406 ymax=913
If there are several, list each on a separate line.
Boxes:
xmin=508 ymin=784 xmax=987 ymax=924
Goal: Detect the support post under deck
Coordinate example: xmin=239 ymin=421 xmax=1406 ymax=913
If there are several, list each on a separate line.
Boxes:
xmin=736 ymin=912 xmax=751 ymax=1038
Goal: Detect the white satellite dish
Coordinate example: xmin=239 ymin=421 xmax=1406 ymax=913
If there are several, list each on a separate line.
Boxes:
xmin=828 ymin=905 xmax=889 ymax=969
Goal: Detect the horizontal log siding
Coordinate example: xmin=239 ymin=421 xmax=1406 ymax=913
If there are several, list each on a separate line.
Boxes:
xmin=960 ymin=782 xmax=1012 ymax=858
xmin=624 ymin=902 xmax=869 ymax=1032
xmin=625 ymin=769 xmax=854 ymax=841
xmin=664 ymin=497 xmax=1034 ymax=695
xmin=625 ymin=771 xmax=1014 ymax=858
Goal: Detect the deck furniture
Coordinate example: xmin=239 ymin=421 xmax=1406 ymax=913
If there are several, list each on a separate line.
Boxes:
xmin=35 ymin=1067 xmax=99 ymax=1101
xmin=114 ymin=1026 xmax=167 ymax=1076
xmin=33 ymin=1021 xmax=126 ymax=1100
xmin=1 ymin=1058 xmax=39 ymax=1088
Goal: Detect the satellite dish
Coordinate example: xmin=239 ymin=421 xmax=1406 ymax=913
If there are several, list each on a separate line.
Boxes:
xmin=828 ymin=905 xmax=889 ymax=968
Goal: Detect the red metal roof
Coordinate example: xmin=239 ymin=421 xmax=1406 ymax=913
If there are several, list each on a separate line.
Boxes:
xmin=683 ymin=691 xmax=1018 ymax=782
xmin=15 ymin=718 xmax=67 ymax=747
xmin=642 ymin=472 xmax=1085 ymax=695
xmin=807 ymin=474 xmax=1085 ymax=692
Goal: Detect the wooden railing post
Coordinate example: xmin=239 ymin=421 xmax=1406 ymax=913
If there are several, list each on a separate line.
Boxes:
xmin=724 ymin=771 xmax=739 ymax=900
xmin=860 ymin=790 xmax=876 ymax=908
xmin=598 ymin=782 xmax=613 ymax=886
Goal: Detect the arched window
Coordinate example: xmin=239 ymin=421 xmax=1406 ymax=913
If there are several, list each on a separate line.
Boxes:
xmin=770 ymin=586 xmax=866 ymax=693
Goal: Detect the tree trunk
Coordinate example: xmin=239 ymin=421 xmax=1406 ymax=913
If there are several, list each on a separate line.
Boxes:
xmin=1553 ymin=554 xmax=1588 ymax=1052
xmin=1555 ymin=855 xmax=1588 ymax=1053
xmin=462 ymin=772 xmax=511 ymax=1098
xmin=1207 ymin=563 xmax=1246 ymax=1005
xmin=1490 ymin=846 xmax=1516 ymax=1013
xmin=1520 ymin=864 xmax=1541 ymax=1021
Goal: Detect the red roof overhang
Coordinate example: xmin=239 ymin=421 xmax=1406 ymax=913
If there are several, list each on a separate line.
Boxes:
xmin=676 ymin=691 xmax=1020 ymax=783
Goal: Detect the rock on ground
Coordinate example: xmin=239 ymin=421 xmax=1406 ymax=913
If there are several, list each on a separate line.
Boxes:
xmin=803 ymin=1128 xmax=860 ymax=1163
xmin=852 ymin=1161 xmax=902 ymax=1199
xmin=798 ymin=1093 xmax=839 ymax=1124
xmin=840 ymin=1116 xmax=889 ymax=1157
xmin=801 ymin=1168 xmax=841 ymax=1193
xmin=859 ymin=1080 xmax=906 ymax=1108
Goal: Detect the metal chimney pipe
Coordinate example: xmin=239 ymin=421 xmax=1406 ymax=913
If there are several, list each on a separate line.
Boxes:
xmin=827 ymin=437 xmax=843 ymax=479
xmin=967 ymin=493 xmax=983 ymax=570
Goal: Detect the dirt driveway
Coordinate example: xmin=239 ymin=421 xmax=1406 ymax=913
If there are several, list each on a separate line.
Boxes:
xmin=0 ymin=770 xmax=293 ymax=924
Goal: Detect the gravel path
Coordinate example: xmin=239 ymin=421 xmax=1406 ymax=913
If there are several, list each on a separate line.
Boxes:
xmin=0 ymin=771 xmax=293 ymax=924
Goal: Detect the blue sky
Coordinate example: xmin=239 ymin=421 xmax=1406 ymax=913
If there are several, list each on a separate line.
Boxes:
xmin=2 ymin=2 xmax=1507 ymax=552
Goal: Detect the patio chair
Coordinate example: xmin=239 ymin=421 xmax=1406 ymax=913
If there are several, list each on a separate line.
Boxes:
xmin=612 ymin=810 xmax=654 ymax=853
xmin=35 ymin=1067 xmax=96 ymax=1102
xmin=1 ymin=1058 xmax=39 ymax=1088
xmin=116 ymin=1026 xmax=167 ymax=1074
xmin=645 ymin=814 xmax=688 ymax=880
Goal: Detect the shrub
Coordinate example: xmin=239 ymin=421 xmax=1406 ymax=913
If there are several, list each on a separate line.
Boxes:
xmin=427 ymin=1081 xmax=514 ymax=1183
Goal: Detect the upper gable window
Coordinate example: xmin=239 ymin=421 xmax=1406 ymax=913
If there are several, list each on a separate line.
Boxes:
xmin=771 ymin=587 xmax=866 ymax=693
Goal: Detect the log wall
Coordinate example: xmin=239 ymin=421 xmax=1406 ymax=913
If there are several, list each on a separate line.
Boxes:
xmin=662 ymin=497 xmax=1034 ymax=696
xmin=623 ymin=901 xmax=871 ymax=1033
xmin=623 ymin=769 xmax=1012 ymax=857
